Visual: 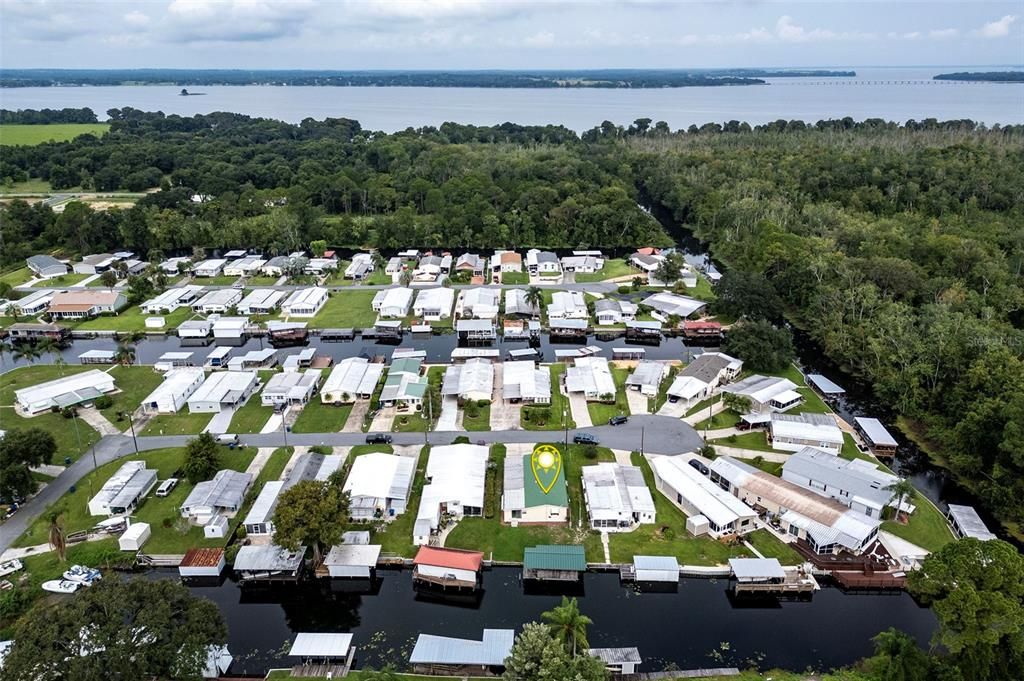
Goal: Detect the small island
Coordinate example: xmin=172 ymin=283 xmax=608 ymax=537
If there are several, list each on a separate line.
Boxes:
xmin=933 ymin=71 xmax=1024 ymax=83
xmin=179 ymin=88 xmax=206 ymax=96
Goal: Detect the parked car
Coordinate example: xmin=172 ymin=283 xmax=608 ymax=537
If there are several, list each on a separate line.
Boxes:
xmin=608 ymin=415 xmax=628 ymax=426
xmin=573 ymin=433 xmax=598 ymax=445
xmin=215 ymin=434 xmax=239 ymax=446
xmin=155 ymin=478 xmax=179 ymax=497
xmin=366 ymin=433 xmax=393 ymax=444
xmin=688 ymin=458 xmax=709 ymax=476
xmin=668 ymin=395 xmax=680 ymax=403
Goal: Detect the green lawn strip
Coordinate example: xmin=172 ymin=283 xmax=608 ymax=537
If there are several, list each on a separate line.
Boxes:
xmin=291 ymin=397 xmax=351 ymax=434
xmin=736 ymin=456 xmax=783 ymax=477
xmin=371 ymin=446 xmax=426 ymax=557
xmin=709 ymin=431 xmax=787 ymax=453
xmin=687 ymin=275 xmax=717 ymax=302
xmin=252 ymin=447 xmax=292 ymax=486
xmin=30 ymin=272 xmax=93 ymax=287
xmin=694 ymin=408 xmax=742 ymax=431
xmin=0 ymin=365 xmax=95 ymax=406
xmin=226 ymin=396 xmax=275 ymax=434
xmin=0 ymin=266 xmax=33 ymax=286
xmin=881 ymin=495 xmax=955 ymax=553
xmin=1 ymin=411 xmax=100 ymax=464
xmin=500 ymin=271 xmax=528 ymax=284
xmin=100 ymin=365 xmax=164 ymax=423
xmin=392 ymin=410 xmax=429 ymax=432
xmin=572 ymin=258 xmax=636 ymax=283
xmin=140 ymin=411 xmax=214 ymax=436
xmin=653 ymin=365 xmax=680 ymax=412
xmin=194 ymin=275 xmax=240 ymax=286
xmin=684 ymin=394 xmax=719 ymax=417
xmin=348 ymin=444 xmax=394 ymax=457
xmin=744 ymin=529 xmax=803 ymax=564
xmin=586 ymin=365 xmax=631 ymax=424
xmin=605 ymin=453 xmax=754 ymax=566
xmin=72 ymin=305 xmax=196 ymax=332
xmin=361 ymin=373 xmax=388 ymax=433
xmin=461 ymin=400 xmax=491 ymax=431
xmin=521 ymin=364 xmax=575 ymax=430
xmin=245 ymin=276 xmax=281 ymax=286
xmin=305 ymin=290 xmax=379 ymax=329
xmin=0 ymin=123 xmax=110 ymax=146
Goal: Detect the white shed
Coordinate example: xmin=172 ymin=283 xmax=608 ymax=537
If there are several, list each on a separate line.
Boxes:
xmin=204 ymin=515 xmax=230 ymax=539
xmin=633 ymin=555 xmax=680 ymax=583
xmin=323 ymin=544 xmax=382 ymax=579
xmin=685 ymin=514 xmax=710 ymax=536
xmin=118 ymin=522 xmax=151 ymax=551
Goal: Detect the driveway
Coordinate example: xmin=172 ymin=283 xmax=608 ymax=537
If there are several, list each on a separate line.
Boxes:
xmin=76 ymin=406 xmax=122 ymax=436
xmin=567 ymin=392 xmax=593 ymax=428
xmin=656 ymin=400 xmax=687 ymax=418
xmin=368 ymin=407 xmax=396 ymax=433
xmin=625 ymin=389 xmax=650 ymax=415
xmin=203 ymin=409 xmax=235 ymax=434
xmin=436 ymin=395 xmax=462 ymax=431
xmin=682 ymin=400 xmax=723 ymax=425
xmin=343 ymin=400 xmax=372 ymax=432
xmin=489 ymin=364 xmax=522 ymax=430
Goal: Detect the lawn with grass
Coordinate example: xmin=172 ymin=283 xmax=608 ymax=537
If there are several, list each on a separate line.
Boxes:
xmin=349 ymin=444 xmax=394 ymax=457
xmin=1 ymin=178 xmax=58 ymax=195
xmin=141 ymin=411 xmax=214 ymax=436
xmin=194 ymin=275 xmax=240 ymax=286
xmin=687 ymin=274 xmax=717 ymax=302
xmin=306 ymin=290 xmax=379 ymax=329
xmin=0 ymin=266 xmax=33 ymax=286
xmin=0 ymin=365 xmax=95 ymax=406
xmin=253 ymin=447 xmax=292 ymax=485
xmin=30 ymin=272 xmax=93 ymax=287
xmin=685 ymin=394 xmax=720 ymax=418
xmin=745 ymin=529 xmax=803 ymax=564
xmin=392 ymin=410 xmax=429 ymax=432
xmin=0 ymin=123 xmax=110 ymax=146
xmin=653 ymin=365 xmax=680 ymax=412
xmin=737 ymin=456 xmax=783 ymax=477
xmin=500 ymin=271 xmax=529 ymax=284
xmin=462 ymin=401 xmax=491 ymax=431
xmin=245 ymin=275 xmax=282 ymax=286
xmin=100 ymin=365 xmax=164 ymax=422
xmin=587 ymin=366 xmax=630 ymax=424
xmin=73 ymin=305 xmax=196 ymax=332
xmin=882 ymin=495 xmax=955 ymax=553
xmin=710 ymin=431 xmax=785 ymax=453
xmin=605 ymin=454 xmax=754 ymax=565
xmin=227 ymin=396 xmax=275 ymax=434
xmin=572 ymin=258 xmax=635 ymax=282
xmin=370 ymin=447 xmax=425 ymax=557
xmin=291 ymin=397 xmax=351 ymax=433
xmin=694 ymin=408 xmax=742 ymax=431
xmin=521 ymin=364 xmax=575 ymax=430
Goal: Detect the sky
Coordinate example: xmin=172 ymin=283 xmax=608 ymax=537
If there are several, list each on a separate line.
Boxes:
xmin=1 ymin=0 xmax=1021 ymax=70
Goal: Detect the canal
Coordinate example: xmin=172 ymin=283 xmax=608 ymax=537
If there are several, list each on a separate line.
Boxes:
xmin=156 ymin=567 xmax=937 ymax=676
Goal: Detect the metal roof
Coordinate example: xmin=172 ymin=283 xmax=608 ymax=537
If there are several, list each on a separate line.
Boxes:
xmin=344 ymin=453 xmax=415 ymax=503
xmin=641 ymin=292 xmax=706 ymax=318
xmin=652 ymin=456 xmax=754 ymax=528
xmin=181 ymin=470 xmax=253 ymax=512
xmin=729 ymin=557 xmax=787 ymax=580
xmin=770 ymin=413 xmax=844 ymax=445
xmin=233 ymin=544 xmax=305 ymax=572
xmin=78 ymin=350 xmax=115 ymax=360
xmin=504 ymin=454 xmax=568 ymax=510
xmin=583 ymin=463 xmax=655 ymax=520
xmin=589 ymin=647 xmax=642 ymax=665
xmin=410 ymin=629 xmax=515 ymax=666
xmin=289 ymin=633 xmax=353 ymax=658
xmin=625 ymin=361 xmax=666 ymax=390
xmin=324 ymin=544 xmax=382 ymax=568
xmin=854 ymin=417 xmax=898 ymax=448
xmin=242 ymin=480 xmax=285 ymax=527
xmin=722 ymin=375 xmax=798 ymax=403
xmin=782 ymin=447 xmax=898 ymax=510
xmin=523 ymin=545 xmax=586 ymax=571
xmin=807 ymin=374 xmax=845 ymax=395
xmin=633 ymin=555 xmax=680 ymax=571
xmin=947 ymin=504 xmax=996 ymax=541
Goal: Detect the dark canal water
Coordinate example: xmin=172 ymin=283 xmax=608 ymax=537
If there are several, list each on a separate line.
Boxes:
xmin=156 ymin=567 xmax=936 ymax=676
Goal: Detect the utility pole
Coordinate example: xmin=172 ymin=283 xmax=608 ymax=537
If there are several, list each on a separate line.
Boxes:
xmin=122 ymin=411 xmax=139 ymax=455
xmin=640 ymin=425 xmax=645 ymax=456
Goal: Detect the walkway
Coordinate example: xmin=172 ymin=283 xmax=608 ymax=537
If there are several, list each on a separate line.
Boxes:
xmin=708 ymin=445 xmax=789 ymax=463
xmin=682 ymin=400 xmax=724 ymax=425
xmin=567 ymin=392 xmax=593 ymax=428
xmin=625 ymin=389 xmax=650 ymax=415
xmin=342 ymin=400 xmax=371 ymax=432
xmin=436 ymin=395 xmax=461 ymax=431
xmin=75 ymin=406 xmax=121 ymax=436
xmin=368 ymin=407 xmax=396 ymax=433
xmin=244 ymin=447 xmax=277 ymax=477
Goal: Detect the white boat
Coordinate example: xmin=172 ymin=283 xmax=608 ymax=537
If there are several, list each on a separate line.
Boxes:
xmin=0 ymin=558 xmax=24 ymax=578
xmin=41 ymin=579 xmax=81 ymax=594
xmin=63 ymin=565 xmax=102 ymax=584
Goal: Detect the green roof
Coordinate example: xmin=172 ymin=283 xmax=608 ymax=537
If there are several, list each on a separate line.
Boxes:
xmin=405 ymin=380 xmax=428 ymax=398
xmin=389 ymin=357 xmax=422 ymax=375
xmin=522 ymin=455 xmax=568 ymax=508
xmin=523 ymin=545 xmax=586 ymax=571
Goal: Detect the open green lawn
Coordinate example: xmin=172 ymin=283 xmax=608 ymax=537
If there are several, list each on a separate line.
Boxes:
xmin=194 ymin=275 xmax=240 ymax=286
xmin=29 ymin=272 xmax=93 ymax=287
xmin=140 ymin=411 xmax=213 ymax=436
xmin=685 ymin=394 xmax=720 ymax=418
xmin=0 ymin=123 xmax=110 ymax=146
xmin=500 ymin=271 xmax=528 ymax=284
xmin=694 ymin=408 xmax=742 ymax=431
xmin=687 ymin=274 xmax=718 ymax=302
xmin=521 ymin=364 xmax=575 ymax=430
xmin=227 ymin=396 xmax=274 ymax=434
xmin=572 ymin=258 xmax=636 ymax=282
xmin=745 ymin=529 xmax=803 ymax=564
xmin=392 ymin=410 xmax=429 ymax=432
xmin=14 ymin=446 xmax=256 ymax=549
xmin=100 ymin=365 xmax=165 ymax=422
xmin=605 ymin=454 xmax=754 ymax=565
xmin=709 ymin=431 xmax=786 ymax=453
xmin=252 ymin=447 xmax=292 ymax=486
xmin=882 ymin=495 xmax=955 ymax=553
xmin=305 ymin=290 xmax=379 ymax=328
xmin=0 ymin=266 xmax=34 ymax=286
xmin=446 ymin=443 xmax=608 ymax=562
xmin=0 ymin=364 xmax=94 ymax=406
xmin=586 ymin=365 xmax=630 ymax=424
xmin=291 ymin=397 xmax=351 ymax=433
xmin=245 ymin=275 xmax=281 ymax=286
xmin=1 ymin=178 xmax=59 ymax=195
xmin=462 ymin=401 xmax=491 ymax=431
xmin=73 ymin=305 xmax=197 ymax=331
xmin=737 ymin=456 xmax=783 ymax=477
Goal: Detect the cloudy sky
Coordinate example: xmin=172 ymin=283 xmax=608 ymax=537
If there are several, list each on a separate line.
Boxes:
xmin=1 ymin=1 xmax=1021 ymax=70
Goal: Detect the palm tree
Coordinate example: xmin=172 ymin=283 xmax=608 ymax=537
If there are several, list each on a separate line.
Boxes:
xmin=13 ymin=342 xmax=42 ymax=364
xmin=0 ymin=340 xmax=12 ymax=367
xmin=114 ymin=343 xmax=136 ymax=366
xmin=541 ymin=596 xmax=592 ymax=657
xmin=48 ymin=513 xmax=67 ymax=562
xmin=524 ymin=286 xmax=543 ymax=315
xmin=53 ymin=353 xmax=68 ymax=376
xmin=34 ymin=336 xmax=59 ymax=360
xmin=885 ymin=479 xmax=916 ymax=523
xmin=399 ymin=269 xmax=413 ymax=287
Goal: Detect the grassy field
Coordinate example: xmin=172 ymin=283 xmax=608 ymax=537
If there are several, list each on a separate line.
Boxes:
xmin=694 ymin=408 xmax=742 ymax=430
xmin=500 ymin=271 xmax=529 ymax=284
xmin=227 ymin=396 xmax=275 ymax=433
xmin=0 ymin=266 xmax=34 ymax=286
xmin=291 ymin=397 xmax=351 ymax=433
xmin=245 ymin=275 xmax=282 ymax=286
xmin=194 ymin=275 xmax=240 ymax=286
xmin=140 ymin=411 xmax=213 ymax=436
xmin=737 ymin=456 xmax=783 ymax=477
xmin=29 ymin=272 xmax=93 ymax=287
xmin=462 ymin=401 xmax=491 ymax=431
xmin=709 ymin=431 xmax=786 ymax=453
xmin=586 ymin=365 xmax=631 ymax=424
xmin=0 ymin=364 xmax=94 ymax=406
xmin=446 ymin=443 xmax=608 ymax=562
xmin=521 ymin=364 xmax=575 ymax=430
xmin=685 ymin=394 xmax=720 ymax=418
xmin=882 ymin=494 xmax=955 ymax=552
xmin=745 ymin=528 xmax=803 ymax=564
xmin=14 ymin=446 xmax=256 ymax=549
xmin=0 ymin=123 xmax=110 ymax=146
xmin=307 ymin=290 xmax=379 ymax=328
xmin=572 ymin=258 xmax=636 ymax=283
xmin=605 ymin=454 xmax=755 ymax=565
xmin=99 ymin=365 xmax=164 ymax=422
xmin=73 ymin=305 xmax=196 ymax=331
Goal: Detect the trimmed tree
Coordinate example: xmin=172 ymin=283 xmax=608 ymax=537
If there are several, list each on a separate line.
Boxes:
xmin=182 ymin=432 xmax=221 ymax=484
xmin=272 ymin=473 xmax=351 ymax=563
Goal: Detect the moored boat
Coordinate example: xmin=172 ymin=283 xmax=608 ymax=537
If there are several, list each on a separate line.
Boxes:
xmin=41 ymin=579 xmax=81 ymax=594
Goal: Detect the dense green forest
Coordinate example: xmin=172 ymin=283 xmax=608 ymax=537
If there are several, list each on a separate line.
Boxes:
xmin=0 ymin=68 xmax=853 ymax=88
xmin=2 ymin=112 xmax=1023 ymax=530
xmin=933 ymin=71 xmax=1024 ymax=82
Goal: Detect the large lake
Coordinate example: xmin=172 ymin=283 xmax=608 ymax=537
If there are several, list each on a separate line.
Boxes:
xmin=2 ymin=67 xmax=1021 ymax=131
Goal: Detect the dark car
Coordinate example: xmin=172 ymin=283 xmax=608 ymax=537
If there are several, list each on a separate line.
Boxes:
xmin=366 ymin=433 xmax=393 ymax=445
xmin=688 ymin=458 xmax=709 ymax=476
xmin=608 ymin=415 xmax=628 ymax=426
xmin=573 ymin=433 xmax=598 ymax=445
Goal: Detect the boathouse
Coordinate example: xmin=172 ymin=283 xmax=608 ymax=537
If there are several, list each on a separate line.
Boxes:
xmin=588 ymin=648 xmax=642 ymax=675
xmin=854 ymin=417 xmax=899 ymax=457
xmin=412 ymin=546 xmax=484 ymax=590
xmin=522 ymin=544 xmax=586 ymax=582
xmin=409 ymin=628 xmax=514 ymax=677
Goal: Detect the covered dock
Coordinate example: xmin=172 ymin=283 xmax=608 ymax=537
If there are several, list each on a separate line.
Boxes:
xmin=288 ymin=633 xmax=355 ymax=678
xmin=78 ymin=349 xmax=116 ymax=365
xmin=412 ymin=546 xmax=484 ymax=590
xmin=410 ymin=628 xmax=514 ymax=677
xmin=947 ymin=504 xmax=996 ymax=541
xmin=854 ymin=417 xmax=899 ymax=457
xmin=729 ymin=558 xmax=819 ymax=594
xmin=806 ymin=373 xmax=845 ymax=399
xmin=522 ymin=544 xmax=586 ymax=582
xmin=588 ymin=647 xmax=642 ymax=675
xmin=621 ymin=555 xmax=680 ymax=583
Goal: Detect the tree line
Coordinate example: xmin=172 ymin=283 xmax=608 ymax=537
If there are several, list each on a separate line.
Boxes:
xmin=0 ymin=107 xmax=98 ymax=124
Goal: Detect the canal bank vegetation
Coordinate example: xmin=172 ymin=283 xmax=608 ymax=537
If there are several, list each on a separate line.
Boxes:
xmin=631 ymin=123 xmax=1024 ymax=537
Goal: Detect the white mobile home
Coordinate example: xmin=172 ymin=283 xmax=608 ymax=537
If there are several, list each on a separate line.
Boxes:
xmin=582 ymin=462 xmax=656 ymax=532
xmin=281 ymin=287 xmax=328 ymax=317
xmin=140 ymin=367 xmax=206 ymax=414
xmin=260 ymin=369 xmax=322 ymax=406
xmin=722 ymin=375 xmax=803 ymax=414
xmin=666 ymin=352 xmax=743 ymax=409
xmin=88 ymin=461 xmax=158 ymax=516
xmin=565 ymin=356 xmax=616 ymax=401
xmin=414 ymin=444 xmax=488 ymax=545
xmin=371 ymin=287 xmax=414 ymax=318
xmin=548 ymin=291 xmax=588 ymax=319
xmin=193 ymin=259 xmax=228 ymax=277
xmin=187 ymin=371 xmax=259 ymax=413
xmin=14 ymin=369 xmax=116 ymax=415
xmin=770 ymin=413 xmax=844 ymax=454
xmin=192 ymin=289 xmax=243 ymax=314
xmin=413 ymin=288 xmax=455 ymax=321
xmin=180 ymin=469 xmax=253 ymax=524
xmin=440 ymin=358 xmax=494 ymax=402
xmin=344 ymin=452 xmax=417 ymax=520
xmin=212 ymin=316 xmax=249 ymax=340
xmin=141 ymin=285 xmax=204 ymax=314
xmin=455 ymin=288 xmax=500 ymax=320
xmin=223 ymin=257 xmax=267 ymax=277
xmin=651 ymin=455 xmax=756 ymax=538
xmin=320 ymin=357 xmax=385 ymax=403
xmin=624 ymin=360 xmax=668 ymax=397
xmin=501 ymin=360 xmax=551 ymax=403
xmin=26 ymin=254 xmax=67 ymax=278
xmin=237 ymin=289 xmax=286 ymax=315
xmin=782 ymin=447 xmax=905 ymax=519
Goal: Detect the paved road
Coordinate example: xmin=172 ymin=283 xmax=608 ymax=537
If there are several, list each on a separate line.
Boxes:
xmin=0 ymin=414 xmax=701 ymax=553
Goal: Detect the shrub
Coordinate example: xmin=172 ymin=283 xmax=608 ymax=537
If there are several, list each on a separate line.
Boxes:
xmin=93 ymin=395 xmax=113 ymax=409
xmin=618 ymin=285 xmax=631 ymax=294
xmin=583 ymin=444 xmax=599 ymax=460
xmin=310 ymin=445 xmax=331 ymax=455
xmin=60 ymin=406 xmax=77 ymax=419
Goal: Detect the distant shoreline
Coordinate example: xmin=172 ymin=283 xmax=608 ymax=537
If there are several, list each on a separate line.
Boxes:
xmin=933 ymin=71 xmax=1024 ymax=83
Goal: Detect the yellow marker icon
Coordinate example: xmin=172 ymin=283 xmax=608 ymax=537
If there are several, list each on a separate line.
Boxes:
xmin=530 ymin=444 xmax=562 ymax=495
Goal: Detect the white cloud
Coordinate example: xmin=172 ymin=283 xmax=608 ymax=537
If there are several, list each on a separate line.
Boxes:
xmin=974 ymin=14 xmax=1016 ymax=38
xmin=164 ymin=0 xmax=316 ymax=43
xmin=523 ymin=31 xmax=556 ymax=48
xmin=929 ymin=28 xmax=959 ymax=39
xmin=123 ymin=10 xmax=150 ymax=27
xmin=887 ymin=31 xmax=920 ymax=40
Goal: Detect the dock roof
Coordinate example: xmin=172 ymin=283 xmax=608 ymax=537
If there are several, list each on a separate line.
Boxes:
xmin=410 ymin=629 xmax=515 ymax=666
xmin=854 ymin=417 xmax=898 ymax=448
xmin=289 ymin=633 xmax=353 ymax=658
xmin=807 ymin=373 xmax=845 ymax=395
xmin=729 ymin=557 xmax=787 ymax=580
xmin=523 ymin=544 xmax=586 ymax=572
xmin=413 ymin=546 xmax=484 ymax=572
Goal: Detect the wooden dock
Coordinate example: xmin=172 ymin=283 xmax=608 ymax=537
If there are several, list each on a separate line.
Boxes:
xmin=832 ymin=571 xmax=906 ymax=591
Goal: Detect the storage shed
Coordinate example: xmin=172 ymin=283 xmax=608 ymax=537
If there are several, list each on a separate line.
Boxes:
xmin=117 ymin=522 xmax=151 ymax=551
xmin=632 ymin=555 xmax=680 ymax=583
